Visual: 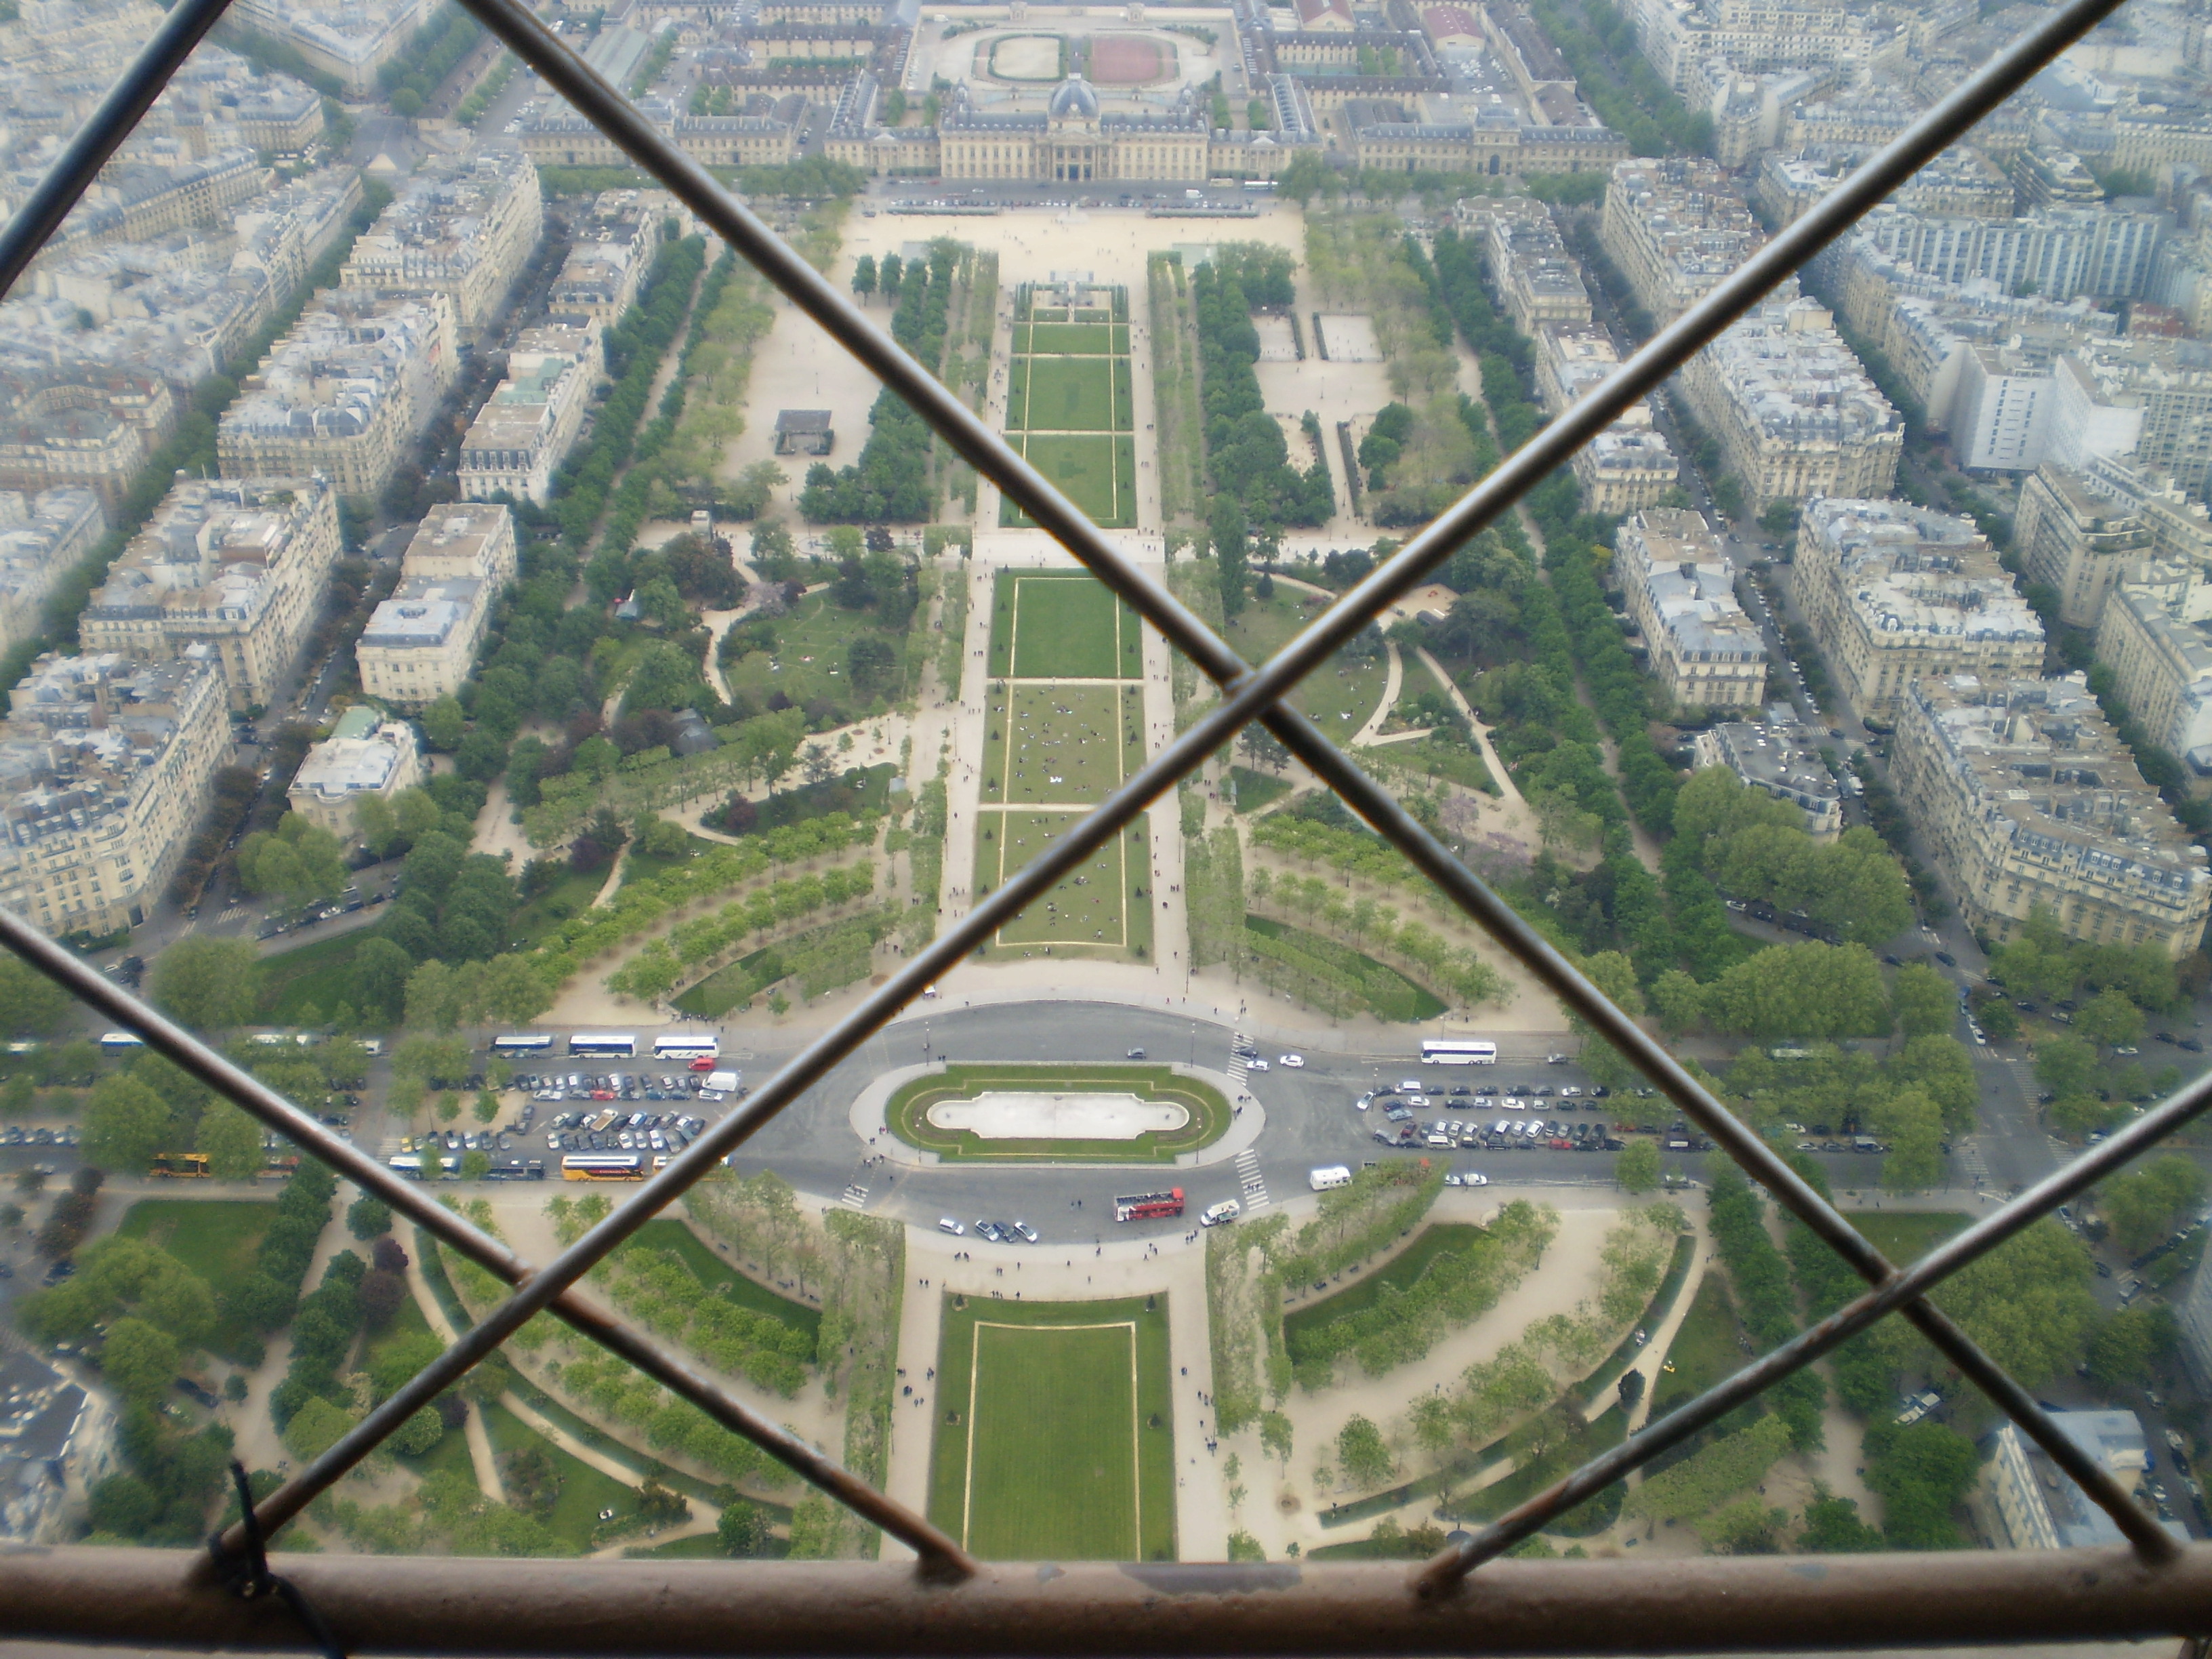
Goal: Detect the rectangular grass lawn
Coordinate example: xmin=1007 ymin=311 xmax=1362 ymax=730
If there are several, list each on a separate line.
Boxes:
xmin=1010 ymin=356 xmax=1119 ymax=432
xmin=118 ymin=1200 xmax=274 ymax=1284
xmin=1000 ymin=435 xmax=1136 ymax=530
xmin=1015 ymin=321 xmax=1126 ymax=355
xmin=989 ymin=572 xmax=1139 ymax=679
xmin=982 ymin=684 xmax=1132 ymax=806
xmin=973 ymin=808 xmax=1131 ymax=949
xmin=928 ymin=1295 xmax=1175 ymax=1560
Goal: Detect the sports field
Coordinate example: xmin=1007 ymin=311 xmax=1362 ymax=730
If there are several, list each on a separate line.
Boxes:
xmin=886 ymin=1063 xmax=1229 ymax=1161
xmin=987 ymin=571 xmax=1144 ymax=679
xmin=973 ymin=809 xmax=1151 ymax=953
xmin=928 ymin=1294 xmax=1176 ymax=1560
xmin=981 ymin=684 xmax=1144 ymax=805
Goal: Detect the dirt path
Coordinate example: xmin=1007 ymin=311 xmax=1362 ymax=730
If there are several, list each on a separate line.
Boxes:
xmin=404 ymin=1260 xmax=509 ymax=1501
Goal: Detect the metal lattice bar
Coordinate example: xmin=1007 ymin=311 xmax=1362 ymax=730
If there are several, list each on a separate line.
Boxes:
xmin=0 ymin=0 xmax=2188 ymax=1618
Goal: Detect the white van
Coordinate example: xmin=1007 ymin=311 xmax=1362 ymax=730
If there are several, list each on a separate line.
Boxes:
xmin=1308 ymin=1165 xmax=1353 ymax=1192
xmin=703 ymin=1069 xmax=741 ymax=1094
xmin=1200 ymin=1200 xmax=1242 ymax=1227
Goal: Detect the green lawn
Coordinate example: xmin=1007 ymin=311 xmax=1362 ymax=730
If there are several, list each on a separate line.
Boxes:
xmin=1225 ymin=588 xmax=1390 ymax=731
xmin=256 ymin=931 xmax=377 ymax=1026
xmin=617 ymin=833 xmax=722 ymax=890
xmin=626 ymin=1530 xmax=733 ymax=1559
xmin=670 ymin=940 xmax=777 ymax=1019
xmin=1000 ymin=434 xmax=1139 ymax=530
xmin=1229 ymin=766 xmax=1292 ymax=813
xmin=1451 ymin=1404 xmax=1627 ymax=1536
xmin=1844 ymin=1212 xmax=1970 ymax=1267
xmin=1652 ymin=1269 xmax=1743 ymax=1418
xmin=1388 ymin=737 xmax=1496 ymax=795
xmin=1015 ymin=321 xmax=1128 ymax=355
xmin=885 ymin=1062 xmax=1230 ymax=1162
xmin=1008 ymin=356 xmax=1124 ymax=432
xmin=928 ymin=1294 xmax=1176 ymax=1561
xmin=975 ymin=809 xmax=1151 ymax=955
xmin=478 ymin=1400 xmax=641 ymax=1555
xmin=987 ymin=571 xmax=1143 ymax=680
xmin=118 ymin=1200 xmax=275 ymax=1284
xmin=510 ymin=866 xmax=607 ymax=950
xmin=1242 ymin=915 xmax=1445 ymax=1021
xmin=720 ymin=591 xmax=914 ymax=720
xmin=632 ymin=1217 xmax=819 ymax=1352
xmin=981 ymin=684 xmax=1138 ymax=806
xmin=1283 ymin=1224 xmax=1486 ymax=1356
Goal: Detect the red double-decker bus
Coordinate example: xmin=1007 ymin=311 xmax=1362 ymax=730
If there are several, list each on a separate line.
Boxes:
xmin=1113 ymin=1189 xmax=1184 ymax=1222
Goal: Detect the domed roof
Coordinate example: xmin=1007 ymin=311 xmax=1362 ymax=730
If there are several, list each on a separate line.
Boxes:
xmin=1048 ymin=74 xmax=1100 ymax=119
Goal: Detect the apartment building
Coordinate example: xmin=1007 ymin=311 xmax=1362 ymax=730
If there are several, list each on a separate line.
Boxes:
xmin=459 ymin=346 xmax=592 ymax=505
xmin=0 ymin=489 xmax=104 ymax=664
xmin=355 ymin=575 xmax=487 ymax=708
xmin=77 ymin=476 xmax=340 ymax=714
xmin=1990 ymin=1413 xmax=2182 ymax=1550
xmin=397 ymin=504 xmax=516 ymax=589
xmin=2015 ymin=463 xmax=2156 ymax=629
xmin=0 ymin=372 xmax=176 ymax=512
xmin=523 ymin=101 xmax=796 ymax=170
xmin=0 ymin=648 xmax=231 ymax=935
xmin=1477 ymin=197 xmax=1590 ymax=336
xmin=1841 ymin=203 xmax=2169 ymax=306
xmin=1598 ymin=156 xmax=1773 ymax=326
xmin=287 ymin=703 xmax=422 ymax=840
xmin=52 ymin=150 xmax=268 ymax=250
xmin=1754 ymin=144 xmax=2012 ymax=226
xmin=1892 ymin=672 xmax=2211 ymax=956
xmin=1793 ymin=497 xmax=2043 ymax=721
xmin=2093 ymin=571 xmax=2212 ymax=766
xmin=225 ymin=0 xmax=428 ymax=96
xmin=339 ymin=150 xmax=544 ymax=339
xmin=217 ymin=291 xmax=455 ymax=498
xmin=1691 ymin=710 xmax=1843 ymax=838
xmin=1678 ymin=298 xmax=1902 ymax=510
xmin=1532 ymin=323 xmax=1680 ymax=513
xmin=1612 ymin=508 xmax=1766 ymax=711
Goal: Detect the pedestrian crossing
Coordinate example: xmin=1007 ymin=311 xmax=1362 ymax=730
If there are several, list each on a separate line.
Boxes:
xmin=1953 ymin=1136 xmax=1990 ymax=1189
xmin=1226 ymin=1051 xmax=1250 ymax=1090
xmin=1234 ymin=1148 xmax=1269 ymax=1212
xmin=838 ymin=1183 xmax=870 ymax=1210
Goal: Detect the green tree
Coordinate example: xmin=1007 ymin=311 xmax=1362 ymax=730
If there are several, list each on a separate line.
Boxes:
xmin=2034 ymin=1035 xmax=2099 ymax=1101
xmin=392 ymin=1405 xmax=445 ymax=1456
xmin=1916 ymin=1220 xmax=2095 ymax=1386
xmin=196 ymin=1101 xmax=266 ymax=1182
xmin=2086 ymin=1304 xmax=2179 ymax=1390
xmin=1616 ymin=1137 xmax=1660 ymax=1194
xmin=1336 ymin=1414 xmax=1395 ymax=1490
xmin=1798 ymin=1491 xmax=1883 ymax=1552
xmin=460 ymin=1149 xmax=491 ymax=1182
xmin=421 ymin=697 xmax=467 ymax=752
xmin=1873 ymin=1088 xmax=1943 ymax=1193
xmin=283 ymin=1395 xmax=359 ymax=1463
xmin=1889 ymin=1036 xmax=1980 ymax=1137
xmin=2099 ymin=1155 xmax=2206 ymax=1255
xmin=0 ymin=955 xmax=70 ymax=1036
xmin=1890 ymin=963 xmax=1955 ymax=1038
xmin=84 ymin=1074 xmax=176 ymax=1174
xmin=148 ymin=937 xmax=260 ymax=1031
xmin=99 ymin=1316 xmax=179 ymax=1401
xmin=2075 ymin=989 xmax=2146 ymax=1050
xmin=851 ymin=253 xmax=876 ymax=302
xmin=347 ymin=1196 xmax=392 ymax=1240
xmin=718 ymin=1498 xmax=770 ymax=1556
xmin=236 ymin=814 xmax=349 ymax=909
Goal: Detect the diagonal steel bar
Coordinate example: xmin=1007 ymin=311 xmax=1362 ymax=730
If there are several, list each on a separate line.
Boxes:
xmin=1411 ymin=1054 xmax=2212 ymax=1591
xmin=1256 ymin=703 xmax=2182 ymax=1568
xmin=0 ymin=0 xmax=232 ymax=304
xmin=195 ymin=0 xmax=2136 ymax=1559
xmin=0 ymin=909 xmax=977 ymax=1578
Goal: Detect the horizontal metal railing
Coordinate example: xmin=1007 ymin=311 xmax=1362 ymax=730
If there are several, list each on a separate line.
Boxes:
xmin=0 ymin=0 xmax=2202 ymax=1644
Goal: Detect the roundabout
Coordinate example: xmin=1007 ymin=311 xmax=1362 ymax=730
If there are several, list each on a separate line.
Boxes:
xmin=884 ymin=1062 xmax=1235 ymax=1164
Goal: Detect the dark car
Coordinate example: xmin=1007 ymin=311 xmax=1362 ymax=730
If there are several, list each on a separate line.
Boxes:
xmin=1934 ymin=951 xmax=1957 ymax=966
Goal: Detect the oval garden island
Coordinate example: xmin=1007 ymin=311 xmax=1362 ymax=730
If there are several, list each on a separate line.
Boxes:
xmin=885 ymin=1062 xmax=1235 ymax=1163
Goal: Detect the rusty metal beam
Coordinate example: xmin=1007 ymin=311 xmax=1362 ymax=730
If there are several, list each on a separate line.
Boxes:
xmin=1 ymin=1546 xmax=2209 ymax=1655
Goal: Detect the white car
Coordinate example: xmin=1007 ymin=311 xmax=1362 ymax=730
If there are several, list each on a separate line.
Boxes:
xmin=1246 ymin=1059 xmax=1270 ymax=1072
xmin=1200 ymin=1200 xmax=1242 ymax=1227
xmin=1444 ymin=1172 xmax=1490 ymax=1187
xmin=1355 ymin=1093 xmax=1374 ymax=1111
xmin=1279 ymin=1054 xmax=1305 ymax=1068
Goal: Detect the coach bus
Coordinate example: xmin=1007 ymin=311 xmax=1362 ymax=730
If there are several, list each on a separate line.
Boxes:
xmin=150 ymin=1152 xmax=210 ymax=1179
xmin=652 ymin=1032 xmax=718 ymax=1062
xmin=490 ymin=1033 xmax=555 ymax=1059
xmin=562 ymin=1153 xmax=646 ymax=1182
xmin=1421 ymin=1039 xmax=1498 ymax=1065
xmin=567 ymin=1033 xmax=637 ymax=1059
xmin=98 ymin=1031 xmax=146 ymax=1055
xmin=1113 ymin=1189 xmax=1184 ymax=1222
xmin=485 ymin=1158 xmax=548 ymax=1181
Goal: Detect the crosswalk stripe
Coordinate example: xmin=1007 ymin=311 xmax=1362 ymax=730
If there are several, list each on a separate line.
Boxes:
xmin=838 ymin=1185 xmax=869 ymax=1210
xmin=1233 ymin=1147 xmax=1269 ymax=1210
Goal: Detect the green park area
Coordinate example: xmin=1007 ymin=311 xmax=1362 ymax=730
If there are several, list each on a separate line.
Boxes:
xmin=629 ymin=1218 xmax=821 ymax=1350
xmin=1006 ymin=356 xmax=1134 ymax=432
xmin=885 ymin=1062 xmax=1230 ymax=1162
xmin=973 ymin=809 xmax=1151 ymax=956
xmin=1225 ymin=586 xmax=1390 ymax=731
xmin=1001 ymin=434 xmax=1139 ymax=530
xmin=718 ymin=587 xmax=921 ymax=719
xmin=117 ymin=1200 xmax=274 ymax=1286
xmin=1012 ymin=321 xmax=1130 ymax=355
xmin=928 ymin=1294 xmax=1176 ymax=1560
xmin=987 ymin=571 xmax=1144 ymax=680
xmin=981 ymin=684 xmax=1144 ymax=806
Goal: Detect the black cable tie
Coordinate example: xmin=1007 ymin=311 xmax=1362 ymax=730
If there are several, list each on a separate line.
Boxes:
xmin=209 ymin=1460 xmax=348 ymax=1659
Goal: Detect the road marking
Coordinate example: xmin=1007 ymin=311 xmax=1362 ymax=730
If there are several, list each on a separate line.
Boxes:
xmin=1235 ymin=1147 xmax=1269 ymax=1211
xmin=838 ymin=1184 xmax=870 ymax=1210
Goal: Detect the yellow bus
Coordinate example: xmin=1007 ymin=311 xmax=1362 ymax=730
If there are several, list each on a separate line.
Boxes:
xmin=150 ymin=1152 xmax=211 ymax=1179
xmin=560 ymin=1154 xmax=644 ymax=1181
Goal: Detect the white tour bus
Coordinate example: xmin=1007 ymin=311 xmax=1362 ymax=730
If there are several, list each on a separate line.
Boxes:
xmin=1422 ymin=1039 xmax=1498 ymax=1065
xmin=490 ymin=1033 xmax=554 ymax=1058
xmin=652 ymin=1032 xmax=719 ymax=1062
xmin=567 ymin=1032 xmax=638 ymax=1058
